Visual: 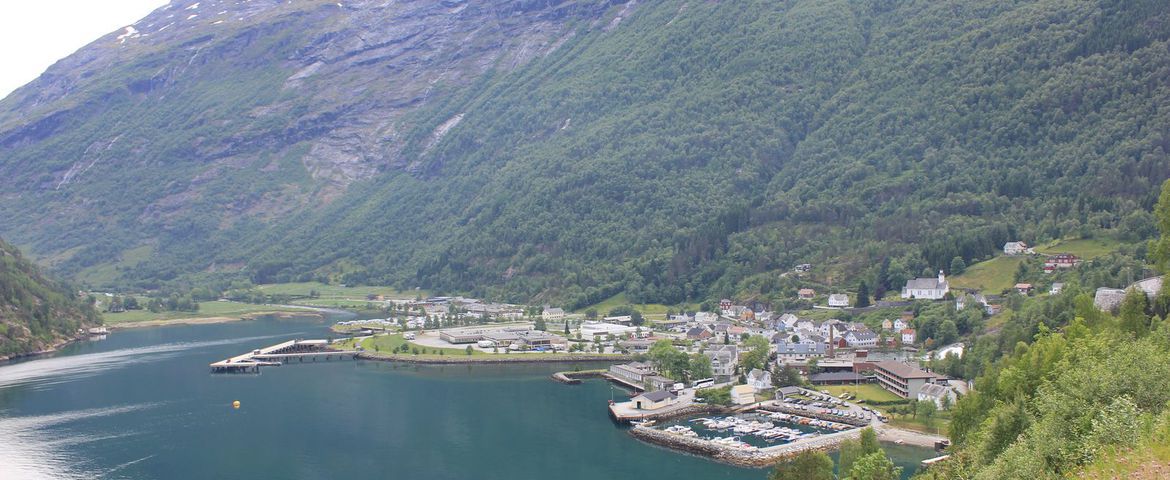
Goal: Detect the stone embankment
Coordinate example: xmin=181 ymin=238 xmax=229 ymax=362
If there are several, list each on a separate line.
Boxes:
xmin=356 ymin=352 xmax=633 ymax=365
xmin=629 ymin=424 xmax=862 ymax=468
xmin=610 ymin=404 xmax=728 ymax=424
xmin=550 ymin=369 xmax=606 ymax=384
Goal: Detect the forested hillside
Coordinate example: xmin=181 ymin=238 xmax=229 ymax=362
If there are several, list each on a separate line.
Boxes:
xmin=0 ymin=0 xmax=1168 ymax=307
xmin=908 ymin=180 xmax=1170 ymax=479
xmin=0 ymin=239 xmax=99 ymax=359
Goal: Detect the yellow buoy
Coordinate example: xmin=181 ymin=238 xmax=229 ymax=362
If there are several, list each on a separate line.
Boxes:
xmin=232 ymin=400 xmax=241 ymax=409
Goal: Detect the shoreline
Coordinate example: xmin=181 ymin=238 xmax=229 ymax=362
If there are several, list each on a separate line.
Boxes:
xmin=0 ymin=333 xmax=88 ymax=363
xmin=356 ymin=352 xmax=634 ymax=365
xmin=107 ymin=310 xmax=326 ymax=330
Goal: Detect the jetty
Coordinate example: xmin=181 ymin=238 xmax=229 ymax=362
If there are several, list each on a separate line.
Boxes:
xmin=210 ymin=339 xmax=359 ymax=373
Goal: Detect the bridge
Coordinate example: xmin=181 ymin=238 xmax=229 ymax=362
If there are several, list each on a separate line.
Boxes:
xmin=210 ymin=339 xmax=360 ymax=373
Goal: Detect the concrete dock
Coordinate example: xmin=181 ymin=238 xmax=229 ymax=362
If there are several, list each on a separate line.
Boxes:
xmin=210 ymin=339 xmax=359 ymax=373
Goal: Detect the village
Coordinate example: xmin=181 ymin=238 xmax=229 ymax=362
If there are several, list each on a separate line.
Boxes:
xmin=323 ymin=239 xmax=1164 ymax=468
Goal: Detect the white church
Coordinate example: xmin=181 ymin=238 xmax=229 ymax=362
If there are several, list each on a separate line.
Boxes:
xmin=901 ymin=271 xmax=950 ymax=300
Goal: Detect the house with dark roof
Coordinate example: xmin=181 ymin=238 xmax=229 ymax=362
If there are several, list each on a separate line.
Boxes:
xmin=773 ymin=341 xmax=825 ymax=363
xmin=686 ymin=326 xmax=712 ymax=341
xmin=632 ymin=390 xmax=677 ymax=410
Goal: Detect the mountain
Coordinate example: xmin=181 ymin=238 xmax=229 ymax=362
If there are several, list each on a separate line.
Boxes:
xmin=0 ymin=238 xmax=99 ymax=360
xmin=1 ymin=0 xmax=1169 ymax=307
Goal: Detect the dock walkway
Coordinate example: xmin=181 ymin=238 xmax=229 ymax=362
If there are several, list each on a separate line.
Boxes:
xmin=210 ymin=339 xmax=359 ymax=373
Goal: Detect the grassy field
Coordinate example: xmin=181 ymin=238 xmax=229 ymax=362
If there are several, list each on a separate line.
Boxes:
xmin=103 ymin=300 xmax=313 ymax=324
xmin=888 ymin=415 xmax=951 ymax=437
xmin=257 ymin=282 xmax=424 ymax=300
xmin=820 ymin=384 xmax=903 ymax=403
xmin=576 ymin=293 xmax=697 ymax=317
xmin=357 ymin=334 xmax=485 ymax=356
xmin=950 ymin=256 xmax=1025 ymax=293
xmin=75 ymin=244 xmax=155 ymax=287
xmin=1035 ymin=237 xmax=1121 ymax=259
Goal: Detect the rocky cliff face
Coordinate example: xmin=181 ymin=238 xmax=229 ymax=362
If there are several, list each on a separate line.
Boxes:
xmin=0 ymin=0 xmax=629 ymax=275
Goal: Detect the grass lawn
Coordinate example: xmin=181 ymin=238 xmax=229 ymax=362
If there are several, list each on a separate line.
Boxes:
xmin=360 ymin=334 xmax=486 ymax=356
xmin=1035 ymin=237 xmax=1121 ymax=260
xmin=257 ymin=282 xmax=424 ymax=300
xmin=950 ymin=256 xmax=1024 ymax=293
xmin=575 ymin=293 xmax=697 ymax=318
xmin=888 ymin=415 xmax=950 ymax=437
xmin=104 ymin=300 xmax=312 ymax=324
xmin=821 ymin=384 xmax=904 ymax=403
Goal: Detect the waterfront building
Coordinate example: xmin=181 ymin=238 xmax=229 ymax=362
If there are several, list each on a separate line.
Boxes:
xmin=632 ymin=390 xmax=677 ymax=410
xmin=873 ymin=361 xmax=937 ymax=398
xmin=610 ymin=362 xmax=658 ymax=386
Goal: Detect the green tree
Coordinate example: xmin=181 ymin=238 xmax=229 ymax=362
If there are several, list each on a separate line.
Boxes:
xmin=856 ymin=281 xmax=871 ymax=308
xmin=648 ymin=339 xmax=689 ymax=380
xmin=1151 ymin=179 xmax=1170 ymax=272
xmin=918 ymin=400 xmax=938 ymax=427
xmin=740 ymin=335 xmax=772 ymax=372
xmin=773 ymin=364 xmax=802 ymax=387
xmin=534 ymin=316 xmax=547 ymax=331
xmin=689 ymin=354 xmax=713 ymax=380
xmin=1118 ymin=288 xmax=1152 ymax=337
xmin=769 ymin=449 xmax=834 ymax=480
xmin=950 ymin=256 xmax=967 ymax=275
xmin=847 ymin=451 xmax=901 ymax=480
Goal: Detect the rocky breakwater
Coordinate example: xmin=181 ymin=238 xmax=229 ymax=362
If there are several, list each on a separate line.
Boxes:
xmin=629 ymin=423 xmax=863 ymax=468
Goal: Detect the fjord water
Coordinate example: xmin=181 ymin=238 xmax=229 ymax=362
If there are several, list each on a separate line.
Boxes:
xmin=0 ymin=316 xmax=933 ymax=479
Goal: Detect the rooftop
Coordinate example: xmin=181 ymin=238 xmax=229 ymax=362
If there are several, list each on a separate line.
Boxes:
xmin=874 ymin=360 xmax=934 ymax=379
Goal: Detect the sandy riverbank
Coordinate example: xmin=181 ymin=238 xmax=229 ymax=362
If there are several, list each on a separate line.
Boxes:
xmin=107 ymin=311 xmax=325 ymax=330
xmin=875 ymin=424 xmax=949 ymax=448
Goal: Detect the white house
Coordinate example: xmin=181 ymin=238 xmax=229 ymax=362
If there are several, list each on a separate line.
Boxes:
xmin=917 ymin=383 xmax=957 ymax=408
xmin=706 ymin=345 xmax=739 ymax=380
xmin=828 ymin=294 xmax=850 ymax=308
xmin=901 ymin=329 xmax=917 ymax=344
xmin=747 ymin=368 xmax=772 ymax=392
xmin=901 ymin=271 xmax=949 ymax=300
xmin=893 ymin=318 xmax=909 ymax=331
xmin=1049 ymin=283 xmax=1064 ymax=295
xmin=1003 ymin=241 xmax=1031 ymax=255
xmin=845 ymin=330 xmax=878 ymax=348
xmin=730 ymin=385 xmax=756 ymax=405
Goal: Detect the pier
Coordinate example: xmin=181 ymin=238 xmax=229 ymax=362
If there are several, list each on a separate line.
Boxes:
xmin=210 ymin=339 xmax=359 ymax=373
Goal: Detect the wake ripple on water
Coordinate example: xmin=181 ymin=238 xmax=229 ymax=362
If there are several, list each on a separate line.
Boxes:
xmin=0 ymin=403 xmax=157 ymax=480
xmin=0 ymin=332 xmax=301 ymax=390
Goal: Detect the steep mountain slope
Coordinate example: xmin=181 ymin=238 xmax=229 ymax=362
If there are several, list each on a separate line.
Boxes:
xmin=1 ymin=0 xmax=1168 ymax=307
xmin=0 ymin=238 xmax=99 ymax=360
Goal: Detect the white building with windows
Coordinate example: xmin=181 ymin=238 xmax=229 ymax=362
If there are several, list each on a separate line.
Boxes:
xmin=901 ymin=271 xmax=950 ymax=300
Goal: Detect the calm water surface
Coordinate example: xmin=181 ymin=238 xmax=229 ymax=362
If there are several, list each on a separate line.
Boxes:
xmin=0 ymin=317 xmax=933 ymax=479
